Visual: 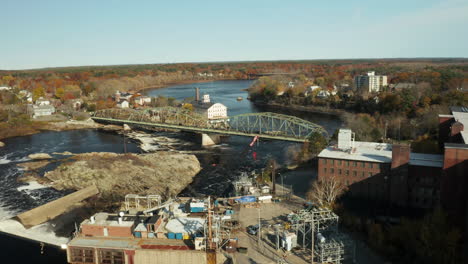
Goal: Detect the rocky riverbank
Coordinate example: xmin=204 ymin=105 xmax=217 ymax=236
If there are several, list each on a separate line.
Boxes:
xmin=44 ymin=152 xmax=201 ymax=199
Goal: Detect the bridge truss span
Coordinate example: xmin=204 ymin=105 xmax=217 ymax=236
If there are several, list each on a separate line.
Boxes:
xmin=92 ymin=108 xmax=327 ymax=142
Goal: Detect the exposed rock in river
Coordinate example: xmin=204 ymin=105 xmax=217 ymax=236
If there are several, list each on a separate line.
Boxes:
xmin=44 ymin=152 xmax=201 ymax=199
xmin=0 ymin=141 xmax=4 ymax=147
xmin=28 ymin=153 xmax=52 ymax=160
xmin=17 ymin=160 xmax=51 ymax=171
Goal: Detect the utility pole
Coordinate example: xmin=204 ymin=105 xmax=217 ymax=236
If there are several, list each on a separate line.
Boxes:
xmin=272 ymin=161 xmax=276 ymax=195
xmin=311 ymin=221 xmax=315 ymax=264
xmin=258 ymin=206 xmax=261 ymax=248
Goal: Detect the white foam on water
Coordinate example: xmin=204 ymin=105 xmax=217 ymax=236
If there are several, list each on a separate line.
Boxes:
xmin=0 ymin=156 xmax=11 ymax=165
xmin=17 ymin=181 xmax=49 ymax=192
xmin=0 ymin=219 xmax=70 ymax=246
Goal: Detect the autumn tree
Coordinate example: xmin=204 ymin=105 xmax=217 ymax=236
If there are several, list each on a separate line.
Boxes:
xmin=32 ymin=86 xmax=45 ymax=101
xmin=306 ymin=176 xmax=346 ymax=208
xmin=306 ymin=131 xmax=328 ymax=155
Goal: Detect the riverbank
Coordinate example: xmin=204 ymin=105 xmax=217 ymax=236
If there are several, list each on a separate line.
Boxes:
xmin=253 ymin=101 xmax=345 ymax=118
xmin=136 ymin=78 xmax=238 ymax=93
xmin=0 ymin=119 xmax=121 ymax=140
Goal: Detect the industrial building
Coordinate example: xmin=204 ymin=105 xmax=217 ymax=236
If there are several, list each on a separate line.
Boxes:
xmin=318 ymin=106 xmax=468 ymax=239
xmin=354 ymin=71 xmax=388 ymax=93
xmin=193 ymin=87 xmax=228 ymax=120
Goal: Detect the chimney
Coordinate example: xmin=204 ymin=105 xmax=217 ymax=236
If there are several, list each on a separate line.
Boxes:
xmin=195 ymin=87 xmax=200 ymax=102
xmin=391 ymin=144 xmax=410 ymax=169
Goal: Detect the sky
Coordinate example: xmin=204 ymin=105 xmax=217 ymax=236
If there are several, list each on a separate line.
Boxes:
xmin=1 ymin=0 xmax=467 ymax=70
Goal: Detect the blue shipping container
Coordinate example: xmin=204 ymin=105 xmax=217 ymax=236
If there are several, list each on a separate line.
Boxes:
xmin=175 ymin=233 xmax=183 ymax=240
xmin=167 ymin=232 xmax=175 ymax=239
xmin=191 ymin=207 xmax=205 ymax=213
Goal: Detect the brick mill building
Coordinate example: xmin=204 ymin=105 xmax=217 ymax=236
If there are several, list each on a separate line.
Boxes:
xmin=317 ymin=106 xmax=468 ymax=239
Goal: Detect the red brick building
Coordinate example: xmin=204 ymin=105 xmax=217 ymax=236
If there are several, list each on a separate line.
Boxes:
xmin=317 ymin=129 xmax=444 ymax=209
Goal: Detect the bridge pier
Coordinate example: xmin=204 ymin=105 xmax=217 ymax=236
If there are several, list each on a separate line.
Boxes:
xmin=201 ymin=133 xmax=221 ymax=146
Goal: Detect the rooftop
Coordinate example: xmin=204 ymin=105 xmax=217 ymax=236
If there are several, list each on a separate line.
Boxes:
xmin=409 ymin=153 xmax=444 ymax=168
xmin=69 ymin=236 xmax=189 ymax=250
xmin=451 ymin=106 xmax=468 ymax=143
xmin=318 ymin=141 xmax=393 ymax=163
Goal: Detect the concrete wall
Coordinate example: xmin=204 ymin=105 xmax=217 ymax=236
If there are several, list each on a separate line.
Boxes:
xmin=17 ymin=185 xmax=99 ymax=228
xmin=201 ymin=133 xmax=221 ymax=146
xmin=134 ymin=249 xmax=226 ymax=264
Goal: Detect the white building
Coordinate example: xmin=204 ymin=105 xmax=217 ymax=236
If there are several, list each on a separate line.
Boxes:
xmin=134 ymin=96 xmax=152 ymax=106
xmin=304 ymin=86 xmax=321 ymax=96
xmin=117 ymin=100 xmax=129 ymax=108
xmin=354 ymin=71 xmax=388 ymax=93
xmin=0 ymin=86 xmax=12 ymax=91
xmin=35 ymin=97 xmax=50 ymax=106
xmin=29 ymin=104 xmax=56 ymax=119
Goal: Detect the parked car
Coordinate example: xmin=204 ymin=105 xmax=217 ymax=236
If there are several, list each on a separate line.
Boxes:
xmin=247 ymin=224 xmax=259 ymax=235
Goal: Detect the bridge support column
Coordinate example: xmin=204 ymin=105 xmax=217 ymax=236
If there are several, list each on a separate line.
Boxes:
xmin=201 ymin=133 xmax=221 ymax=146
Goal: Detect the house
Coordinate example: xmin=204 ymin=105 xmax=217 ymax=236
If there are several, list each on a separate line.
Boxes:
xmin=117 ymin=100 xmax=129 ymax=109
xmin=29 ymin=104 xmax=56 ymax=118
xmin=66 ymin=99 xmax=83 ymax=110
xmin=115 ymin=91 xmax=134 ymax=102
xmin=134 ymin=96 xmax=152 ymax=106
xmin=19 ymin=90 xmax=33 ymax=102
xmin=35 ymin=97 xmax=50 ymax=106
xmin=304 ymin=85 xmax=321 ymax=96
xmin=288 ymin=81 xmax=295 ymax=88
xmin=316 ymin=90 xmax=331 ymax=98
xmin=0 ymin=86 xmax=12 ymax=91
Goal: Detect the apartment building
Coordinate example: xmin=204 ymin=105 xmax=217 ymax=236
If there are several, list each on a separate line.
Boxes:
xmin=354 ymin=71 xmax=388 ymax=93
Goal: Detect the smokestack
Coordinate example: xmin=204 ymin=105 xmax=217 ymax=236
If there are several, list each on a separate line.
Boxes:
xmin=195 ymin=87 xmax=200 ymax=102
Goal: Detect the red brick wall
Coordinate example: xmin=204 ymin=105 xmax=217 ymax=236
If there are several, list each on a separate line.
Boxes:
xmin=81 ymin=224 xmax=104 ymax=237
xmin=391 ymin=144 xmax=410 ymax=169
xmin=438 ymin=115 xmax=454 ymax=147
xmin=108 ymin=226 xmax=133 ymax=237
xmin=442 ymin=146 xmax=468 ymax=214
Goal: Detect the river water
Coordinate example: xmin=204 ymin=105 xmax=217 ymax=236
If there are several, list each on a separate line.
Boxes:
xmin=0 ymin=80 xmax=341 ymax=263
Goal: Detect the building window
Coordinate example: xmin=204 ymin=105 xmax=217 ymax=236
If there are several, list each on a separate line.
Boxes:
xmin=361 ymin=172 xmax=365 ymax=177
xmin=360 ymin=162 xmax=365 ymax=168
xmin=330 ymin=168 xmax=334 ymax=174
xmin=329 ymin=159 xmax=334 ymax=165
xmin=323 ymin=168 xmax=327 ymax=173
xmin=352 ymin=161 xmax=357 ymax=167
xmin=322 ymin=159 xmax=326 ymax=164
xmin=368 ymin=172 xmax=372 ymax=177
xmin=70 ymin=247 xmax=94 ymax=263
xmin=346 ymin=180 xmax=349 ymax=186
xmin=346 ymin=161 xmax=350 ymax=167
xmin=353 ymin=171 xmax=357 ymax=177
xmin=338 ymin=160 xmax=342 ymax=166
xmin=368 ymin=163 xmax=373 ymax=169
xmin=345 ymin=170 xmax=349 ymax=176
xmin=338 ymin=169 xmax=342 ymax=175
xmin=99 ymin=249 xmax=124 ymax=264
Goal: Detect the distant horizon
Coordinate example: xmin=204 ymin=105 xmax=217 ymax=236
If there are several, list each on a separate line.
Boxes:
xmin=2 ymin=0 xmax=467 ymax=70
xmin=2 ymin=56 xmax=467 ymax=71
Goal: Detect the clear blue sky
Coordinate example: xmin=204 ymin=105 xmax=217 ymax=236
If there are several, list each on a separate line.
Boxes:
xmin=1 ymin=0 xmax=467 ymax=70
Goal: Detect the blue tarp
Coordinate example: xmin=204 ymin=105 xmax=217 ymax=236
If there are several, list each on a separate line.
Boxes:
xmin=235 ymin=196 xmax=256 ymax=203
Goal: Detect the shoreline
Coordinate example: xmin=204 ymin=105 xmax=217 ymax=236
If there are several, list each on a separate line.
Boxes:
xmin=253 ymin=101 xmax=345 ymax=119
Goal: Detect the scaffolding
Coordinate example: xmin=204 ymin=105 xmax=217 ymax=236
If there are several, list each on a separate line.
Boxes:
xmin=288 ymin=207 xmax=355 ymax=264
xmin=124 ymin=194 xmax=161 ymax=211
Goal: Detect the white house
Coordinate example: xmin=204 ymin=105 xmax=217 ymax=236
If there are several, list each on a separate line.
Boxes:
xmin=35 ymin=97 xmax=50 ymax=106
xmin=117 ymin=100 xmax=129 ymax=108
xmin=288 ymin=81 xmax=295 ymax=88
xmin=29 ymin=104 xmax=56 ymax=119
xmin=305 ymin=85 xmax=321 ymax=96
xmin=19 ymin=90 xmax=33 ymax=102
xmin=0 ymin=86 xmax=12 ymax=91
xmin=134 ymin=96 xmax=152 ymax=106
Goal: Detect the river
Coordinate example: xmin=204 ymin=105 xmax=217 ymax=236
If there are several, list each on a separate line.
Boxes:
xmin=0 ymin=80 xmax=341 ymax=263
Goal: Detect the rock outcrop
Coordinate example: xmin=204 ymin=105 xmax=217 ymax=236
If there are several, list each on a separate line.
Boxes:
xmin=45 ymin=152 xmax=201 ymax=199
xmin=0 ymin=141 xmax=4 ymax=147
xmin=28 ymin=153 xmax=52 ymax=160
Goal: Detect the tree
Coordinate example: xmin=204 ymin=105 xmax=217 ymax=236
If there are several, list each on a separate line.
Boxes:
xmin=32 ymin=86 xmax=45 ymax=101
xmin=182 ymin=103 xmax=194 ymax=111
xmin=55 ymin=87 xmax=65 ymax=99
xmin=307 ymin=131 xmax=328 ymax=155
xmin=306 ymin=176 xmax=346 ymax=208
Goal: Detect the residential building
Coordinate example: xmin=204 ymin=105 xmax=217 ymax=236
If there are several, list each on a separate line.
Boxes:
xmin=0 ymin=86 xmax=12 ymax=91
xmin=66 ymin=99 xmax=83 ymax=110
xmin=35 ymin=97 xmax=51 ymax=106
xmin=117 ymin=100 xmax=129 ymax=109
xmin=354 ymin=71 xmax=388 ymax=93
xmin=134 ymin=96 xmax=151 ymax=106
xmin=304 ymin=85 xmax=321 ymax=96
xmin=29 ymin=104 xmax=56 ymax=118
